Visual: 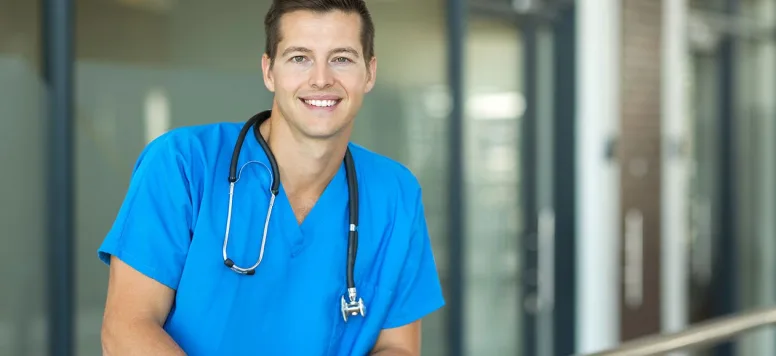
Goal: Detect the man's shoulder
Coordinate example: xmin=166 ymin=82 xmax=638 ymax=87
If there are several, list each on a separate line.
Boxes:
xmin=129 ymin=122 xmax=244 ymax=181
xmin=140 ymin=121 xmax=244 ymax=161
xmin=347 ymin=142 xmax=421 ymax=195
xmin=152 ymin=121 xmax=244 ymax=148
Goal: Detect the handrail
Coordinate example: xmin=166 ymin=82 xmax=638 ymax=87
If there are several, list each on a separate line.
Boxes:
xmin=582 ymin=305 xmax=776 ymax=356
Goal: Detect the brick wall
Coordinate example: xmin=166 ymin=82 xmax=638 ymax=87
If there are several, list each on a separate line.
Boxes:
xmin=618 ymin=0 xmax=664 ymax=341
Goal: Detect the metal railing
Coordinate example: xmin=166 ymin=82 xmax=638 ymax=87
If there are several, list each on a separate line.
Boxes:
xmin=583 ymin=305 xmax=776 ymax=356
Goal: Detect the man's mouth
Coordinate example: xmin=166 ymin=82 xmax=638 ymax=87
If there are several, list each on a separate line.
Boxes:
xmin=299 ymin=96 xmax=342 ymax=111
xmin=302 ymin=99 xmax=340 ymax=107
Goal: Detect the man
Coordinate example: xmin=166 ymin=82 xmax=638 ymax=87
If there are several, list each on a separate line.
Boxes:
xmin=97 ymin=0 xmax=445 ymax=355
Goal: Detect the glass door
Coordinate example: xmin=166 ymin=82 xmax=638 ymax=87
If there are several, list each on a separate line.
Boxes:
xmin=463 ymin=2 xmax=566 ymax=354
xmin=463 ymin=14 xmax=524 ymax=355
xmin=685 ymin=4 xmax=729 ymax=356
xmin=523 ymin=22 xmax=558 ymax=356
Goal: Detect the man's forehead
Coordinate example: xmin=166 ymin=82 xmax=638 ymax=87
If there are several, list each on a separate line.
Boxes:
xmin=277 ymin=10 xmax=364 ymax=54
xmin=280 ymin=8 xmax=362 ymax=24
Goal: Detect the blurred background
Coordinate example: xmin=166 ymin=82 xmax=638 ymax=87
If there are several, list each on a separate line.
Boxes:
xmin=2 ymin=0 xmax=775 ymax=355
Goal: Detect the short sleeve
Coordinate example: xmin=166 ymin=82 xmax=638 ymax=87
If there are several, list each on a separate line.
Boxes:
xmin=383 ymin=191 xmax=446 ymax=329
xmin=97 ymin=133 xmax=194 ymax=291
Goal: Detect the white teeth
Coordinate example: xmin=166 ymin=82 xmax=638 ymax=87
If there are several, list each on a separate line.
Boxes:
xmin=304 ymin=99 xmax=337 ymax=107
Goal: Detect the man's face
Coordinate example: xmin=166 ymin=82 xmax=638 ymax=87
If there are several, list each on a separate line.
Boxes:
xmin=262 ymin=10 xmax=376 ymax=141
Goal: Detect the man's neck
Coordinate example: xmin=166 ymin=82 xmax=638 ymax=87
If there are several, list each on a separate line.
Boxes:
xmin=259 ymin=110 xmax=349 ymax=197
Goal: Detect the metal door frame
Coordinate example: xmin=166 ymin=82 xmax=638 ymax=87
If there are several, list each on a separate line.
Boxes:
xmin=42 ymin=1 xmax=76 ymax=355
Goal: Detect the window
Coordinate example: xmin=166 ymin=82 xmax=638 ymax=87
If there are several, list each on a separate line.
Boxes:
xmin=0 ymin=0 xmax=47 ymax=354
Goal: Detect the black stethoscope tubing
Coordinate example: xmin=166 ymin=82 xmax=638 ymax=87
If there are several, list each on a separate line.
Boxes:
xmin=223 ymin=112 xmax=365 ymax=321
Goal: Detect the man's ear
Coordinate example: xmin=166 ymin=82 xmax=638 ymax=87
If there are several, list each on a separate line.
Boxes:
xmin=261 ymin=53 xmax=275 ymax=92
xmin=365 ymin=56 xmax=377 ymax=94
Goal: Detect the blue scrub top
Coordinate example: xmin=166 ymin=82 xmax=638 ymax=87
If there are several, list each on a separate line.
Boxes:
xmin=97 ymin=115 xmax=445 ymax=356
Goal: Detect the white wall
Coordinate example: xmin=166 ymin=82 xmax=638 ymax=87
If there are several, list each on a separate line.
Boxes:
xmin=661 ymin=0 xmax=690 ymax=345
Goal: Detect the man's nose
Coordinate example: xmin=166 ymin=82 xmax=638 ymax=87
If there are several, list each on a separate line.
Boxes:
xmin=309 ymin=61 xmax=334 ymax=89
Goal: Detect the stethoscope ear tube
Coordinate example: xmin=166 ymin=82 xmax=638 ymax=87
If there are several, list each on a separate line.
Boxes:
xmin=252 ymin=119 xmax=280 ymax=196
xmin=228 ymin=114 xmax=259 ymax=183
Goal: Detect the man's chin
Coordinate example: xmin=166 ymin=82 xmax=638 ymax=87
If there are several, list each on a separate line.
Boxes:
xmin=283 ymin=107 xmax=352 ymax=141
xmin=294 ymin=120 xmax=352 ymax=141
xmin=300 ymin=127 xmax=344 ymax=141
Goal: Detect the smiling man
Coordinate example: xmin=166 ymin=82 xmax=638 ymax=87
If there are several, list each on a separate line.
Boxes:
xmin=97 ymin=0 xmax=445 ymax=355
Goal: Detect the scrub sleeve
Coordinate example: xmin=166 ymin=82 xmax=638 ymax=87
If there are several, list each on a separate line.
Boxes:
xmin=383 ymin=188 xmax=446 ymax=328
xmin=97 ymin=133 xmax=194 ymax=291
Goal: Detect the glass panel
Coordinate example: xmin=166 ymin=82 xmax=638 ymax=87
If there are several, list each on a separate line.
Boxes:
xmin=464 ymin=16 xmax=523 ymax=355
xmin=687 ymin=2 xmax=776 ymax=355
xmin=0 ymin=0 xmax=47 ymax=355
xmin=686 ymin=53 xmax=721 ymax=329
xmin=534 ymin=24 xmax=556 ymax=356
xmin=686 ymin=2 xmax=723 ymax=334
xmin=734 ymin=0 xmax=776 ymax=354
xmin=74 ymin=0 xmax=449 ymax=355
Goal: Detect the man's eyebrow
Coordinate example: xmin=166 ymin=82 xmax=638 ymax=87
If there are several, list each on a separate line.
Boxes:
xmin=281 ymin=46 xmax=312 ymax=57
xmin=330 ymin=47 xmax=360 ymax=58
xmin=280 ymin=46 xmax=361 ymax=58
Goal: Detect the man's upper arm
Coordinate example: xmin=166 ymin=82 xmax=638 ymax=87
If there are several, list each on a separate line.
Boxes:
xmin=104 ymin=255 xmax=176 ymax=326
xmin=374 ymin=185 xmax=445 ymax=352
xmin=98 ymin=132 xmax=194 ymax=294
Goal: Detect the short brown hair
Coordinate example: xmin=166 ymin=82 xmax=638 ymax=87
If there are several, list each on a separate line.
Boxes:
xmin=264 ymin=0 xmax=375 ymax=66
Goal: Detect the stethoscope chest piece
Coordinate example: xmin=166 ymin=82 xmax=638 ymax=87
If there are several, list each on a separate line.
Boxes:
xmin=341 ymin=287 xmax=366 ymax=322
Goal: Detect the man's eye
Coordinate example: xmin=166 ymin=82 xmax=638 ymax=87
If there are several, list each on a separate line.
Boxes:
xmin=291 ymin=56 xmax=306 ymax=63
xmin=333 ymin=57 xmax=352 ymax=63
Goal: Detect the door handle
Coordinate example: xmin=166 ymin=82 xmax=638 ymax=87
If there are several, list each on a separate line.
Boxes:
xmin=624 ymin=209 xmax=644 ymax=309
xmin=537 ymin=208 xmax=555 ymax=312
xmin=523 ymin=209 xmax=555 ymax=315
xmin=537 ymin=208 xmax=556 ymax=356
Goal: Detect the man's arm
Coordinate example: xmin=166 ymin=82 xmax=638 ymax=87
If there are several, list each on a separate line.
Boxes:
xmin=369 ymin=320 xmax=422 ymax=356
xmin=97 ymin=132 xmax=194 ymax=354
xmin=101 ymin=256 xmax=185 ymax=355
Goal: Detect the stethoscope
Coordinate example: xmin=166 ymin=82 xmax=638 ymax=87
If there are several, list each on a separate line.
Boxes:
xmin=221 ymin=111 xmax=366 ymax=322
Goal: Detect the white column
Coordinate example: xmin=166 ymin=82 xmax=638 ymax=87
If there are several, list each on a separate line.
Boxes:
xmin=575 ymin=0 xmax=621 ymax=353
xmin=660 ymin=0 xmax=689 ymax=343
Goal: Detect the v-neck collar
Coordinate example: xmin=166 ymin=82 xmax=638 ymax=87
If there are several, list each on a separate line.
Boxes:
xmin=276 ymin=161 xmax=349 ymax=255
